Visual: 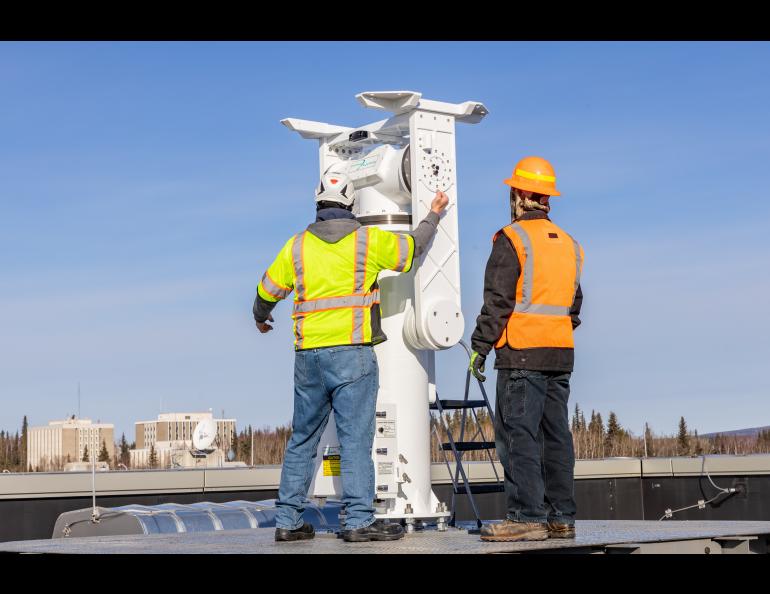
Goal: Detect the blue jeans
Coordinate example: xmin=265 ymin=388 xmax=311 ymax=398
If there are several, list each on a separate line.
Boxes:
xmin=275 ymin=345 xmax=379 ymax=531
xmin=495 ymin=369 xmax=577 ymax=525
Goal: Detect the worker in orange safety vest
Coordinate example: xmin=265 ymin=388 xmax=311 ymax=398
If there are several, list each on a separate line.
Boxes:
xmin=469 ymin=156 xmax=584 ymax=542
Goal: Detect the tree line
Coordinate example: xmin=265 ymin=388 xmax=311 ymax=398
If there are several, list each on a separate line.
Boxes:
xmin=2 ymin=410 xmax=770 ymax=472
xmin=566 ymin=405 xmax=770 ymax=459
xmin=430 ymin=405 xmax=770 ymax=462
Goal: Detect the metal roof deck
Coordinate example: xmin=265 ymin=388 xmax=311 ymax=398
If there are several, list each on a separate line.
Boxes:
xmin=1 ymin=520 xmax=768 ymax=554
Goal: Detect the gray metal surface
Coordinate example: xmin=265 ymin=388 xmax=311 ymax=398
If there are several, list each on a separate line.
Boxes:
xmin=1 ymin=520 xmax=769 ymax=554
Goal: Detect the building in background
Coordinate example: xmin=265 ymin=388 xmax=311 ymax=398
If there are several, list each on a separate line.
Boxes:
xmin=130 ymin=412 xmax=237 ymax=469
xmin=27 ymin=417 xmax=115 ymax=472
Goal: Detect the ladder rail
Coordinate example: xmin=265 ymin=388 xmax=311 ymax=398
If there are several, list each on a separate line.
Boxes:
xmin=450 ymin=364 xmax=473 ymax=489
xmin=461 ymin=338 xmax=501 ymax=481
xmin=433 ymin=396 xmax=483 ymax=528
xmin=431 ymin=421 xmax=460 ymax=523
xmin=429 ymin=340 xmax=504 ymax=530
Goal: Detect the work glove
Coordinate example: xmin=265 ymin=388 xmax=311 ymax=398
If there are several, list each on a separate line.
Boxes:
xmin=469 ymin=350 xmax=487 ymax=382
xmin=255 ymin=314 xmax=274 ymax=334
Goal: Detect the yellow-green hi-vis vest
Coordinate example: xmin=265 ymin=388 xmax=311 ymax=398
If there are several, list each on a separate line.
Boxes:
xmin=257 ymin=226 xmax=415 ymax=350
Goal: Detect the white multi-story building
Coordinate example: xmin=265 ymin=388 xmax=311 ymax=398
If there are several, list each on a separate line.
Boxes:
xmin=130 ymin=412 xmax=236 ymax=468
xmin=27 ymin=417 xmax=115 ymax=472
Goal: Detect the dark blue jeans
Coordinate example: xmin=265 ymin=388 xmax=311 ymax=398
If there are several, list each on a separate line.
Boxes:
xmin=275 ymin=345 xmax=379 ymax=531
xmin=495 ymin=369 xmax=576 ymax=525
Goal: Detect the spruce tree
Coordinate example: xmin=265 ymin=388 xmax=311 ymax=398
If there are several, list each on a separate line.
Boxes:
xmin=119 ymin=433 xmax=130 ymax=467
xmin=571 ymin=403 xmax=581 ymax=433
xmin=694 ymin=429 xmax=703 ymax=455
xmin=677 ymin=416 xmax=690 ymax=456
xmin=605 ymin=412 xmax=622 ymax=455
xmin=595 ymin=413 xmax=605 ymax=456
xmin=11 ymin=431 xmax=20 ymax=468
xmin=595 ymin=413 xmax=605 ymax=437
xmin=644 ymin=423 xmax=655 ymax=457
xmin=82 ymin=444 xmax=90 ymax=462
xmin=588 ymin=411 xmax=596 ymax=433
xmin=21 ymin=416 xmax=28 ymax=471
xmin=98 ymin=440 xmax=110 ymax=464
xmin=148 ymin=444 xmax=158 ymax=469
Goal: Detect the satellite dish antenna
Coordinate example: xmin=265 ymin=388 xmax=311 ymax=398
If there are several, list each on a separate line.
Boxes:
xmin=192 ymin=419 xmax=217 ymax=453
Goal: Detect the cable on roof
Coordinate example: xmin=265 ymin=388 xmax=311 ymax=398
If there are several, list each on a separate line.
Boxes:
xmin=658 ymin=455 xmax=738 ymax=521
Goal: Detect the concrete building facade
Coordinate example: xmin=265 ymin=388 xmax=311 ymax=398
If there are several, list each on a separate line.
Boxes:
xmin=27 ymin=418 xmax=115 ymax=472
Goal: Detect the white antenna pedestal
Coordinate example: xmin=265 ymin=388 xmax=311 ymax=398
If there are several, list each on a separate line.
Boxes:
xmin=284 ymin=91 xmax=488 ymax=528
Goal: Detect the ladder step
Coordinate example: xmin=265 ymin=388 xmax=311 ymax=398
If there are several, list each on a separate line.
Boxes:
xmin=430 ymin=399 xmax=488 ymax=410
xmin=441 ymin=441 xmax=496 ymax=452
xmin=454 ymin=484 xmax=505 ymax=495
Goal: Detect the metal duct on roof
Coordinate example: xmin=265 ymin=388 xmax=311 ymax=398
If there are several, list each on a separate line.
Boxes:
xmin=52 ymin=499 xmax=344 ymax=539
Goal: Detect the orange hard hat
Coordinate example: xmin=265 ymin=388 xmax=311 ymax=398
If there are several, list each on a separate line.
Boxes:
xmin=503 ymin=156 xmax=561 ymax=196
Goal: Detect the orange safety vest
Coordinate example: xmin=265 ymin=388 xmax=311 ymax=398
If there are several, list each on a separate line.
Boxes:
xmin=494 ymin=218 xmax=584 ymax=350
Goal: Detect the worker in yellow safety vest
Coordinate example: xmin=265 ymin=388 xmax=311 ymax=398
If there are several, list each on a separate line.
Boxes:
xmin=468 ymin=156 xmax=584 ymax=543
xmin=253 ymin=168 xmax=449 ymax=543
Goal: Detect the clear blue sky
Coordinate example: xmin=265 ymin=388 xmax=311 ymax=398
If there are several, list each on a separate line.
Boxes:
xmin=2 ymin=41 xmax=769 ymax=441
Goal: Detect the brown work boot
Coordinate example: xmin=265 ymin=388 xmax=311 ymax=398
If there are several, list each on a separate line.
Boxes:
xmin=480 ymin=520 xmax=548 ymax=542
xmin=547 ymin=520 xmax=576 ymax=539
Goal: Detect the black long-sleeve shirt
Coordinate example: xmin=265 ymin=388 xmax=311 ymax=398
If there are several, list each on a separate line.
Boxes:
xmin=470 ymin=210 xmax=583 ymax=372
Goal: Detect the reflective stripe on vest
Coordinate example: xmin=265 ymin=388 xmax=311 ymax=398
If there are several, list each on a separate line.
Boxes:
xmin=294 ymin=315 xmax=305 ymax=350
xmin=291 ymin=232 xmax=307 ymax=348
xmin=292 ymin=232 xmax=306 ymax=301
xmin=293 ymin=290 xmax=381 ymax=314
xmin=395 ymin=234 xmax=411 ymax=272
xmin=506 ymin=223 xmax=582 ymax=316
xmin=351 ymin=228 xmax=370 ymax=343
xmin=260 ymin=271 xmax=292 ymax=300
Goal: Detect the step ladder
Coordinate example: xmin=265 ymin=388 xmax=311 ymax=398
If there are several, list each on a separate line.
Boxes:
xmin=430 ymin=340 xmax=504 ymax=530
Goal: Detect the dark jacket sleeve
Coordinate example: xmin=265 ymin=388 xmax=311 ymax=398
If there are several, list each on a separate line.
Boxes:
xmin=409 ymin=211 xmax=440 ymax=259
xmin=470 ymin=234 xmax=519 ymax=357
xmin=570 ymin=283 xmax=583 ymax=330
xmin=253 ymin=293 xmax=278 ymax=324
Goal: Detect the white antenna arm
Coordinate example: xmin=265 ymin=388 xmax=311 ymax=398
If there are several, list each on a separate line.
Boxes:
xmin=356 ymin=91 xmax=422 ymax=114
xmin=280 ymin=118 xmax=351 ymax=140
xmin=356 ymin=90 xmax=489 ymax=123
xmin=281 ymin=118 xmax=357 ymax=176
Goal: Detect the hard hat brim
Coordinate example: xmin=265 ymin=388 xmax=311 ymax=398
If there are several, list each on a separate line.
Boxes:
xmin=504 ymin=177 xmax=561 ymax=197
xmin=314 ymin=193 xmax=355 ymax=207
